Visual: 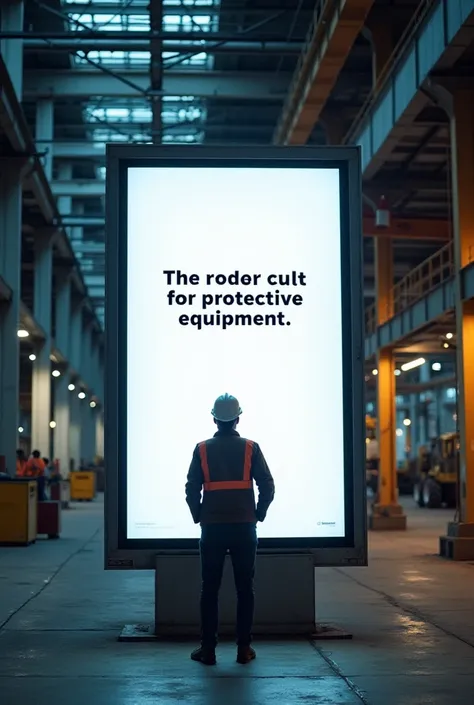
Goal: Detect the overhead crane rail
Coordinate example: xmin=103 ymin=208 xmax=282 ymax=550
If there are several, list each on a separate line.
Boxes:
xmin=274 ymin=0 xmax=375 ymax=145
xmin=365 ymin=241 xmax=454 ymax=335
xmin=344 ymin=0 xmax=439 ymax=145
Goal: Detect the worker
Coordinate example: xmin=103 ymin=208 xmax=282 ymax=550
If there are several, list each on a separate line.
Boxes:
xmin=16 ymin=449 xmax=26 ymax=477
xmin=24 ymin=450 xmax=47 ymax=501
xmin=185 ymin=393 xmax=275 ymax=666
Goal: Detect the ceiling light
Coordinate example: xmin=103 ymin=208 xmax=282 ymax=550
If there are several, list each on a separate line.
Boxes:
xmin=372 ymin=369 xmax=378 ymax=376
xmin=78 ymin=391 xmax=86 ymax=400
xmin=52 ymin=370 xmax=61 ymax=378
xmin=394 ymin=369 xmax=401 ymax=376
xmin=17 ymin=329 xmax=29 ymax=338
xmin=396 ymin=429 xmax=403 ymax=437
xmin=446 ymin=333 xmax=453 ymax=340
xmin=68 ymin=383 xmax=75 ymax=391
xmin=29 ymin=353 xmax=36 ymax=361
xmin=18 ymin=426 xmax=24 ymax=434
xmin=403 ymin=418 xmax=412 ymax=427
xmin=432 ymin=362 xmax=442 ymax=372
xmin=443 ymin=342 xmax=449 ymax=349
xmin=90 ymin=401 xmax=97 ymax=409
xmin=49 ymin=421 xmax=57 ymax=429
xmin=400 ymin=357 xmax=425 ymax=372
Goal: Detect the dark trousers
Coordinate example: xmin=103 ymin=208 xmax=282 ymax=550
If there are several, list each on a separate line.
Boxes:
xmin=200 ymin=523 xmax=257 ymax=649
xmin=36 ymin=476 xmax=47 ymax=502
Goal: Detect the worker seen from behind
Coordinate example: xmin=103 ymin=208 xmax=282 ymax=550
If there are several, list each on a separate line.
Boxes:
xmin=24 ymin=450 xmax=47 ymax=501
xmin=185 ymin=393 xmax=275 ymax=666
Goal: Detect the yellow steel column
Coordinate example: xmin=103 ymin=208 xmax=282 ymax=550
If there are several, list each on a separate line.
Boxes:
xmin=440 ymin=89 xmax=474 ymax=559
xmin=369 ymin=238 xmax=407 ymax=530
xmin=375 ymin=238 xmax=394 ymax=324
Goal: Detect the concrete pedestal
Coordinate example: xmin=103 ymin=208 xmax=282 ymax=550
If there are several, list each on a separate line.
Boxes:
xmin=119 ymin=552 xmax=351 ymax=642
xmin=369 ymin=503 xmax=407 ymax=531
xmin=440 ymin=522 xmax=474 ymax=560
xmin=153 ymin=553 xmax=315 ymax=637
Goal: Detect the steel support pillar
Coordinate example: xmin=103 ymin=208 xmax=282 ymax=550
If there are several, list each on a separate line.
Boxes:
xmin=35 ymin=99 xmax=54 ymax=182
xmin=1 ymin=0 xmax=24 ymax=98
xmin=69 ymin=303 xmax=83 ymax=469
xmin=0 ymin=166 xmax=22 ymax=475
xmin=370 ymin=238 xmax=406 ymax=530
xmin=31 ymin=231 xmax=53 ymax=458
xmin=53 ymin=270 xmax=71 ymax=475
xmin=440 ymin=89 xmax=474 ymax=559
xmin=96 ymin=412 xmax=104 ymax=459
xmin=80 ymin=325 xmax=94 ymax=464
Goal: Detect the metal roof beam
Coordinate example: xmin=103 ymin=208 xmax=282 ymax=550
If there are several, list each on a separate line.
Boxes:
xmin=58 ymin=214 xmax=450 ymax=242
xmin=23 ymin=70 xmax=289 ymax=100
xmin=52 ymin=180 xmax=105 ymax=197
xmin=22 ymin=39 xmax=302 ymax=54
xmin=274 ymin=0 xmax=375 ymax=145
xmin=62 ymin=3 xmax=311 ymax=16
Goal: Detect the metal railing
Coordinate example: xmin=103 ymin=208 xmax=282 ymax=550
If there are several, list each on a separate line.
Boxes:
xmin=365 ymin=241 xmax=455 ymax=335
xmin=344 ymin=0 xmax=438 ymax=145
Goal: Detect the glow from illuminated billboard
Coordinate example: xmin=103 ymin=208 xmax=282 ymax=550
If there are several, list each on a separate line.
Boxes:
xmin=126 ymin=166 xmax=345 ymax=539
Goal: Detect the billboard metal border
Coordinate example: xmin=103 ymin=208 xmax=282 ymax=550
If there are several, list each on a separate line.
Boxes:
xmin=105 ymin=145 xmax=367 ymax=570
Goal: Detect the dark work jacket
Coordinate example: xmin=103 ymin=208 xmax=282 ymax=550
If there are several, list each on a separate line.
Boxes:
xmin=185 ymin=430 xmax=275 ymax=525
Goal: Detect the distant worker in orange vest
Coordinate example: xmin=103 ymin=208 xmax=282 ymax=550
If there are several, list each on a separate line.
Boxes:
xmin=185 ymin=393 xmax=275 ymax=666
xmin=16 ymin=449 xmax=26 ymax=477
xmin=24 ymin=450 xmax=47 ymax=500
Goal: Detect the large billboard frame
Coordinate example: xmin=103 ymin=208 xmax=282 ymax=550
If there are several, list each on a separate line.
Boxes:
xmin=105 ymin=145 xmax=367 ymax=570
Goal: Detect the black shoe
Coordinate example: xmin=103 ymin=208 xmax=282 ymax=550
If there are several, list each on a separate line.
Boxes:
xmin=191 ymin=646 xmax=216 ymax=665
xmin=237 ymin=646 xmax=256 ymax=664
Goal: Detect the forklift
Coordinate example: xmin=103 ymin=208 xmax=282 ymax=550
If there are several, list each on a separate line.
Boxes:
xmin=413 ymin=433 xmax=459 ymax=508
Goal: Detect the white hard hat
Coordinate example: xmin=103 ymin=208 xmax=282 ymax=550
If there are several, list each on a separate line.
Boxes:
xmin=211 ymin=393 xmax=242 ymax=422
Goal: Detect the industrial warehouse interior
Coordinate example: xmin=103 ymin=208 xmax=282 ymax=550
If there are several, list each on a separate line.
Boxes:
xmin=2 ymin=1 xmax=474 ymax=704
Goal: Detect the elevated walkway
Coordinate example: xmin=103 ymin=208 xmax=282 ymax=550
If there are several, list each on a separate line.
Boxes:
xmin=1 ymin=498 xmax=474 ymax=703
xmin=365 ymin=244 xmax=474 ymax=357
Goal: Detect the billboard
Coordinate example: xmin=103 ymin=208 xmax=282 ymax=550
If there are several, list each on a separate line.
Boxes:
xmin=105 ymin=146 xmax=366 ymax=569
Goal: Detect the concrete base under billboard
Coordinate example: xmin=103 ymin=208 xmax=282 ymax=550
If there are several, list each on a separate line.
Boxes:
xmin=154 ymin=552 xmax=315 ymax=637
xmin=118 ymin=552 xmax=352 ymax=641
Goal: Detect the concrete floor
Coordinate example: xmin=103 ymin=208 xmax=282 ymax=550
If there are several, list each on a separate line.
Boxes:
xmin=1 ymin=499 xmax=474 ymax=704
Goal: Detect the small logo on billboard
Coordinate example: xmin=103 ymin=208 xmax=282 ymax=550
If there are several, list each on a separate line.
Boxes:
xmin=108 ymin=559 xmax=134 ymax=568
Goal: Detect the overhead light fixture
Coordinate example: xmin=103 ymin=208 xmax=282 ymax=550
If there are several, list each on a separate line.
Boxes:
xmin=68 ymin=383 xmax=75 ymax=391
xmin=400 ymin=357 xmax=425 ymax=372
xmin=394 ymin=369 xmax=401 ymax=377
xmin=443 ymin=342 xmax=450 ymax=349
xmin=17 ymin=329 xmax=29 ymax=338
xmin=52 ymin=370 xmax=61 ymax=378
xmin=29 ymin=353 xmax=36 ymax=361
xmin=403 ymin=418 xmax=412 ymax=427
xmin=78 ymin=391 xmax=86 ymax=400
xmin=396 ymin=428 xmax=403 ymax=437
xmin=90 ymin=401 xmax=97 ymax=409
xmin=49 ymin=421 xmax=57 ymax=429
xmin=372 ymin=369 xmax=378 ymax=376
xmin=446 ymin=332 xmax=453 ymax=340
xmin=18 ymin=426 xmax=24 ymax=434
xmin=432 ymin=362 xmax=442 ymax=372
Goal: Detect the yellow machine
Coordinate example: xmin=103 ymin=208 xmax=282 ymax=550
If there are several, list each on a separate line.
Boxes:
xmin=413 ymin=433 xmax=459 ymax=508
xmin=0 ymin=480 xmax=37 ymax=545
xmin=69 ymin=471 xmax=96 ymax=501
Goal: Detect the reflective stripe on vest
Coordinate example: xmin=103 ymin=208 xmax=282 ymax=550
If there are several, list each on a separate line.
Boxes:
xmin=199 ymin=440 xmax=254 ymax=492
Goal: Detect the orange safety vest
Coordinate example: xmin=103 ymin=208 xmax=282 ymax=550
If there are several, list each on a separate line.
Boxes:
xmin=198 ymin=440 xmax=254 ymax=492
xmin=24 ymin=458 xmax=45 ymax=478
